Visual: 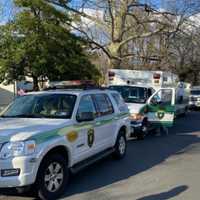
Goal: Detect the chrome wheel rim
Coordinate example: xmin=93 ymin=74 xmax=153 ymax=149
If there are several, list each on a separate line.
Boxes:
xmin=119 ymin=136 xmax=126 ymax=155
xmin=44 ymin=162 xmax=64 ymax=192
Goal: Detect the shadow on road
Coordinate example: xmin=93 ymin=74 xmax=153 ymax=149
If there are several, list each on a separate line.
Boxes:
xmin=172 ymin=111 xmax=200 ymax=134
xmin=0 ymin=112 xmax=199 ymax=199
xmin=136 ymin=185 xmax=188 ymax=200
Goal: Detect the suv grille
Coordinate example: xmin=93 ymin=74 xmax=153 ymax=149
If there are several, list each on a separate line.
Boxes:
xmin=190 ymin=96 xmax=198 ymax=101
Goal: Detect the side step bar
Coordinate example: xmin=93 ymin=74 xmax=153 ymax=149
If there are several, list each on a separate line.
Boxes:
xmin=70 ymin=148 xmax=114 ymax=174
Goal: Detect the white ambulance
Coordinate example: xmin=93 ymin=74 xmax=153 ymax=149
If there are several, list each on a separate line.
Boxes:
xmin=108 ymin=69 xmax=189 ymax=139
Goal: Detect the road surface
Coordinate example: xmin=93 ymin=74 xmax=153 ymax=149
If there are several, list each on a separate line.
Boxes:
xmin=1 ymin=111 xmax=200 ymax=200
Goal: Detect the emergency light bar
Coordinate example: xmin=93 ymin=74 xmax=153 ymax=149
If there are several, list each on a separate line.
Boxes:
xmin=45 ymin=80 xmax=98 ymax=90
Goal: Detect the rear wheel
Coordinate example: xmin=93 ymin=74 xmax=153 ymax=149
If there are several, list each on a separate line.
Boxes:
xmin=113 ymin=130 xmax=127 ymax=159
xmin=36 ymin=154 xmax=69 ymax=200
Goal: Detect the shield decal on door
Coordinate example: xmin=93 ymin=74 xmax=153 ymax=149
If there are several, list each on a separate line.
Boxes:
xmin=157 ymin=110 xmax=165 ymax=119
xmin=87 ymin=128 xmax=95 ymax=148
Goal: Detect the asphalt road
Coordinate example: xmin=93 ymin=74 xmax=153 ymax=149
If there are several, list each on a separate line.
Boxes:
xmin=1 ymin=111 xmax=200 ymax=200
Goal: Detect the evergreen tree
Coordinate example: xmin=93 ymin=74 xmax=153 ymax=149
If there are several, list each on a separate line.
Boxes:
xmin=0 ymin=0 xmax=100 ymax=90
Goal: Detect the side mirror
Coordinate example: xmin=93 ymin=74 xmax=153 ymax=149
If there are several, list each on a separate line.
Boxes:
xmin=77 ymin=112 xmax=94 ymax=122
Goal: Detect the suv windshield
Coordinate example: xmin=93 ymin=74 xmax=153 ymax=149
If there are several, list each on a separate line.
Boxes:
xmin=109 ymin=86 xmax=147 ymax=103
xmin=191 ymin=90 xmax=200 ymax=95
xmin=1 ymin=94 xmax=76 ymax=119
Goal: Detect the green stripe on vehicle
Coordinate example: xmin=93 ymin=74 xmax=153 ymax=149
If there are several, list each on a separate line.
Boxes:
xmin=29 ymin=112 xmax=129 ymax=144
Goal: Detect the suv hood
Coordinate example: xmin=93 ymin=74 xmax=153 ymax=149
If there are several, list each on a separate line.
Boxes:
xmin=0 ymin=118 xmax=72 ymax=143
xmin=126 ymin=103 xmax=145 ymax=114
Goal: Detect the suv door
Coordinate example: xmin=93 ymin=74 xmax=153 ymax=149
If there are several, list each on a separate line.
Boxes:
xmin=92 ymin=93 xmax=116 ymax=151
xmin=147 ymin=88 xmax=175 ymax=128
xmin=74 ymin=94 xmax=97 ymax=163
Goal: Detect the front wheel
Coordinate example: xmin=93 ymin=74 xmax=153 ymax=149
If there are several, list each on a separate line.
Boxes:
xmin=36 ymin=154 xmax=69 ymax=200
xmin=137 ymin=119 xmax=148 ymax=140
xmin=113 ymin=131 xmax=127 ymax=159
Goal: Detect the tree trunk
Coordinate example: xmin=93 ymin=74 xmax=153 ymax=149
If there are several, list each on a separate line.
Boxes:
xmin=32 ymin=76 xmax=39 ymax=91
xmin=193 ymin=70 xmax=199 ymax=85
xmin=109 ymin=58 xmax=122 ymax=69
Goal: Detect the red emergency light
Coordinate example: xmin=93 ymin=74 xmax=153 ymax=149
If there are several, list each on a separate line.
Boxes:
xmin=108 ymin=71 xmax=115 ymax=77
xmin=153 ymin=73 xmax=161 ymax=79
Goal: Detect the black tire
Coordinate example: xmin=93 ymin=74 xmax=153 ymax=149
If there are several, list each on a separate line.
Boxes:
xmin=113 ymin=130 xmax=127 ymax=159
xmin=35 ymin=154 xmax=69 ymax=200
xmin=151 ymin=127 xmax=161 ymax=136
xmin=137 ymin=119 xmax=148 ymax=140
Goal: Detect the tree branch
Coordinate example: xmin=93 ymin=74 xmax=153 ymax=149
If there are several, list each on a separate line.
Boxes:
xmin=119 ymin=27 xmax=166 ymax=48
xmin=107 ymin=0 xmax=115 ymax=40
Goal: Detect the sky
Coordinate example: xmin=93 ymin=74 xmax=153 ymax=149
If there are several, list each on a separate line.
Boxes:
xmin=1 ymin=0 xmax=199 ymax=25
xmin=0 ymin=0 xmax=164 ymax=24
xmin=0 ymin=0 xmax=14 ymax=24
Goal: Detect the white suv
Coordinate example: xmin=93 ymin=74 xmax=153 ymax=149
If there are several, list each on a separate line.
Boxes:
xmin=0 ymin=89 xmax=130 ymax=200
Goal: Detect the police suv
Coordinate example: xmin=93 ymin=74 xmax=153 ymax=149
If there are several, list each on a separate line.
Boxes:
xmin=0 ymin=88 xmax=130 ymax=200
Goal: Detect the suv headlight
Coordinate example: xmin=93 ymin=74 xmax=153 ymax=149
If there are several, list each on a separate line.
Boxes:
xmin=0 ymin=140 xmax=36 ymax=160
xmin=129 ymin=113 xmax=144 ymax=121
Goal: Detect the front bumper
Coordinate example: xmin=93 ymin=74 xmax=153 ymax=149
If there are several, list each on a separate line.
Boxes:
xmin=0 ymin=156 xmax=39 ymax=188
xmin=130 ymin=121 xmax=143 ymax=136
xmin=189 ymin=101 xmax=200 ymax=108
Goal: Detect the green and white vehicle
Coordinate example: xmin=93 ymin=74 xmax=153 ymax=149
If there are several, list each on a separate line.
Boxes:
xmin=0 ymin=88 xmax=130 ymax=200
xmin=109 ymin=85 xmax=176 ymax=139
xmin=108 ymin=69 xmax=183 ymax=139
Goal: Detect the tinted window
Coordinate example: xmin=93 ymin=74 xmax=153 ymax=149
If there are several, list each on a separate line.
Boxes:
xmin=147 ymin=89 xmax=152 ymax=98
xmin=150 ymin=89 xmax=172 ymax=105
xmin=112 ymin=93 xmax=123 ymax=105
xmin=111 ymin=93 xmax=128 ymax=112
xmin=77 ymin=95 xmax=96 ymax=119
xmin=151 ymin=88 xmax=155 ymax=95
xmin=94 ymin=94 xmax=114 ymax=116
xmin=109 ymin=86 xmax=147 ymax=103
xmin=2 ymin=94 xmax=76 ymax=119
xmin=191 ymin=90 xmax=200 ymax=95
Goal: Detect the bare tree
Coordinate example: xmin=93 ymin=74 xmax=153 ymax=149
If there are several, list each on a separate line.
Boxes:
xmin=46 ymin=0 xmax=178 ymax=69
